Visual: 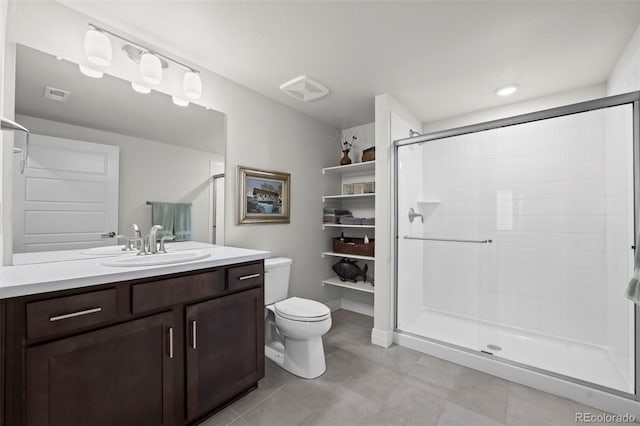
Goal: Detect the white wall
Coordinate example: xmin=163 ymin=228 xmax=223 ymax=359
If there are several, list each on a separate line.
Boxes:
xmin=4 ymin=1 xmax=341 ymax=303
xmin=15 ymin=114 xmax=222 ymax=244
xmin=422 ymin=85 xmax=606 ymax=134
xmin=339 ymin=122 xmax=375 ymax=166
xmin=608 ymin=23 xmax=640 ymax=95
xmin=373 ymin=93 xmax=422 ymax=346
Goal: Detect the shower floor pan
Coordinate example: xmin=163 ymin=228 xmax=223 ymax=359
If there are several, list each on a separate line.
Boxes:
xmin=399 ymin=308 xmax=632 ymax=394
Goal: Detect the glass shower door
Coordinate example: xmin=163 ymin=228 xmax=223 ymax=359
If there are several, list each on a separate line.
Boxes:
xmin=396 ymin=131 xmax=497 ymax=354
xmin=395 ymin=101 xmax=636 ymax=394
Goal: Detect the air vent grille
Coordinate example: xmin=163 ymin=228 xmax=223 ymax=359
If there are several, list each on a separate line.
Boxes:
xmin=43 ymin=86 xmax=70 ymax=102
xmin=279 ymin=75 xmax=329 ymax=102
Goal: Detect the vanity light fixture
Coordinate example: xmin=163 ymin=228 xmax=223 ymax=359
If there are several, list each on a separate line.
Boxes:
xmin=495 ymin=84 xmax=518 ymax=96
xmin=172 ymin=96 xmax=189 ymax=107
xmin=78 ymin=64 xmax=104 ymax=79
xmin=131 ymin=82 xmax=151 ymax=94
xmin=183 ymin=71 xmax=202 ymax=100
xmin=84 ymin=27 xmax=112 ymax=67
xmin=140 ymin=52 xmax=162 ymax=85
xmin=84 ymin=23 xmax=203 ymax=104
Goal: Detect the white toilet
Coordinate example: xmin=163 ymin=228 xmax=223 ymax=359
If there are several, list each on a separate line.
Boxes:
xmin=264 ymin=257 xmax=332 ymax=379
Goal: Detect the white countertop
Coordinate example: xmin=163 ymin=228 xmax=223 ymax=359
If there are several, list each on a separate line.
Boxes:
xmin=1 ymin=242 xmax=270 ymax=299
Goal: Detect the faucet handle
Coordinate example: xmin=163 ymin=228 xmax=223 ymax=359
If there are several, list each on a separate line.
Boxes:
xmin=131 ymin=237 xmax=148 ymax=255
xmin=115 ymin=235 xmax=133 ymax=251
xmin=159 ymin=235 xmax=175 ymax=253
xmin=130 ymin=224 xmax=141 ymax=238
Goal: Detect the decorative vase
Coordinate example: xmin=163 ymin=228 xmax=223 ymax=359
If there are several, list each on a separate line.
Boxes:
xmin=340 ymin=149 xmax=352 ymax=165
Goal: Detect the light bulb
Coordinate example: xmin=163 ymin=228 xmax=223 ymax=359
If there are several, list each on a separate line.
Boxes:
xmin=172 ymin=96 xmax=189 ymax=107
xmin=84 ymin=29 xmax=112 ymax=67
xmin=140 ymin=53 xmax=162 ymax=85
xmin=183 ymin=71 xmax=202 ymax=100
xmin=79 ymin=64 xmax=104 ymax=78
xmin=131 ymin=82 xmax=151 ymax=94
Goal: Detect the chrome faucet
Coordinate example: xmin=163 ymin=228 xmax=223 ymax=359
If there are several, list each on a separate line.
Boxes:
xmin=148 ymin=225 xmax=163 ymax=254
xmin=130 ymin=224 xmax=142 ymax=238
xmin=408 ymin=208 xmax=424 ymax=224
xmin=160 ymin=235 xmax=175 ymax=253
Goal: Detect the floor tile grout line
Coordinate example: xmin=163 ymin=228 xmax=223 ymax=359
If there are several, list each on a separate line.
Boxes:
xmin=231 ymin=383 xmax=288 ymax=417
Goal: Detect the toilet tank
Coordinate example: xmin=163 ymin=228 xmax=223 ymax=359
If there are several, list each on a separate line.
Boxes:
xmin=264 ymin=257 xmax=292 ymax=305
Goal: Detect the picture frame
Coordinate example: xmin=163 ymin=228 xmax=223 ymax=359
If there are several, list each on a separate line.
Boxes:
xmin=238 ymin=166 xmax=290 ymax=224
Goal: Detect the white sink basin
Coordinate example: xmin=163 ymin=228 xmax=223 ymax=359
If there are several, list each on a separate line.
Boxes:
xmin=82 ymin=245 xmax=173 ymax=256
xmin=102 ymin=250 xmax=210 ymax=267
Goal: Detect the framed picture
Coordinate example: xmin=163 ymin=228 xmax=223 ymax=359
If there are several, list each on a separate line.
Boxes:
xmin=238 ymin=166 xmax=291 ymax=224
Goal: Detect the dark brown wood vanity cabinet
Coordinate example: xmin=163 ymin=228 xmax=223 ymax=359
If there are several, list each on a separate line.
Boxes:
xmin=0 ymin=260 xmax=265 ymax=426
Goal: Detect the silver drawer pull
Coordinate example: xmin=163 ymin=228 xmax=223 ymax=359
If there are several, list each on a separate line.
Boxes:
xmin=168 ymin=327 xmax=174 ymax=359
xmin=49 ymin=307 xmax=102 ymax=322
xmin=239 ymin=273 xmax=260 ymax=281
xmin=192 ymin=320 xmax=197 ymax=349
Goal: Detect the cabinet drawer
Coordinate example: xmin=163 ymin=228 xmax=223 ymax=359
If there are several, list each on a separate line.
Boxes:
xmin=227 ymin=262 xmax=264 ymax=292
xmin=27 ymin=289 xmax=117 ymax=340
xmin=132 ymin=270 xmax=224 ymax=314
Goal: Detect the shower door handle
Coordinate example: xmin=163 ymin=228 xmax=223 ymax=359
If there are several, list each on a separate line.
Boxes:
xmin=403 ymin=236 xmax=492 ymax=244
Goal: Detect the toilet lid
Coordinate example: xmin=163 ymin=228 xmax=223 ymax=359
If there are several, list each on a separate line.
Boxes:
xmin=275 ymin=297 xmax=331 ymax=321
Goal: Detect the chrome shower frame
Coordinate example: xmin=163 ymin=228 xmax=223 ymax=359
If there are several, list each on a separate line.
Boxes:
xmin=393 ymin=91 xmax=640 ymax=401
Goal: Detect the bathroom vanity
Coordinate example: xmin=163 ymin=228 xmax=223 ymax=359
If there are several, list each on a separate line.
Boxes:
xmin=0 ymin=244 xmax=269 ymax=426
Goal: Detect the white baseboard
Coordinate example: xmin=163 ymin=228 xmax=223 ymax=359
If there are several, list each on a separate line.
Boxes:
xmin=341 ymin=298 xmax=374 ymax=317
xmin=325 ymin=298 xmax=343 ymax=312
xmin=325 ymin=297 xmax=374 ymax=317
xmin=371 ymin=328 xmax=394 ymax=348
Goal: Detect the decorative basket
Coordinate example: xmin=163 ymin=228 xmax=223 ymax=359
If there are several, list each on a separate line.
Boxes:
xmin=332 ymin=237 xmax=375 ymax=257
xmin=362 ymin=147 xmax=375 ymax=162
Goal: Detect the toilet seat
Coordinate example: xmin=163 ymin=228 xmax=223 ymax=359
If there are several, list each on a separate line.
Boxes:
xmin=275 ymin=297 xmax=331 ymax=322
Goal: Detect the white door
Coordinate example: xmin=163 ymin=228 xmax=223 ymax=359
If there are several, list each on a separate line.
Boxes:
xmin=13 ymin=133 xmax=119 ymax=252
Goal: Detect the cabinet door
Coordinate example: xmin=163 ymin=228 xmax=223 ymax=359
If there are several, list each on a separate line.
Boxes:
xmin=186 ymin=287 xmax=264 ymax=420
xmin=26 ymin=312 xmax=176 ymax=426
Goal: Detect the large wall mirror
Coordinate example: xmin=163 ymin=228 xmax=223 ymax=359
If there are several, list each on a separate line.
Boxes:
xmin=11 ymin=44 xmax=226 ymax=262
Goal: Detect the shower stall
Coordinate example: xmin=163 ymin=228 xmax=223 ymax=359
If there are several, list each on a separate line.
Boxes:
xmin=395 ymin=93 xmax=638 ymax=397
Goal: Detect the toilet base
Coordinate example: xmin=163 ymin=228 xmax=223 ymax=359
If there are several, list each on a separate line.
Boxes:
xmin=282 ymin=336 xmax=327 ymax=379
xmin=265 ymin=343 xmax=285 ymax=366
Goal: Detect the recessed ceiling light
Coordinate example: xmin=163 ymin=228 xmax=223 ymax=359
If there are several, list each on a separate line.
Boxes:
xmin=495 ymin=84 xmax=518 ymax=96
xmin=78 ymin=64 xmax=103 ymax=79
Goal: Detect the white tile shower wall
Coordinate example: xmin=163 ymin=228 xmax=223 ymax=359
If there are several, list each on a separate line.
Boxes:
xmin=417 ymin=107 xmax=634 ymax=354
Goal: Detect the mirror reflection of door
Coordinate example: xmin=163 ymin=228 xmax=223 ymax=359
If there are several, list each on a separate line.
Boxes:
xmin=13 ymin=133 xmax=119 ymax=252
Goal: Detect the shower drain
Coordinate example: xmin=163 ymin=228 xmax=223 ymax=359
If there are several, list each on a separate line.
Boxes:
xmin=486 ymin=344 xmax=502 ymax=352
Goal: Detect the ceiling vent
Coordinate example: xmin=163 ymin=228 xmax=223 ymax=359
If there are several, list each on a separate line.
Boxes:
xmin=43 ymin=86 xmax=70 ymax=102
xmin=279 ymin=75 xmax=329 ymax=102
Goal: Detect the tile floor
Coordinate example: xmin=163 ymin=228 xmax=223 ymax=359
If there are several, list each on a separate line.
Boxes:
xmin=200 ymin=310 xmax=628 ymax=426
